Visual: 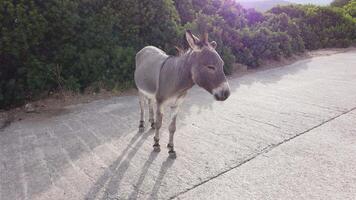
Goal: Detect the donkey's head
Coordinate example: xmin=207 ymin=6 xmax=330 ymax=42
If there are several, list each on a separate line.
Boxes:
xmin=185 ymin=30 xmax=230 ymax=101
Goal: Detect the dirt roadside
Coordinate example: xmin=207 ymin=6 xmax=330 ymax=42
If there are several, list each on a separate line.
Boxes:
xmin=1 ymin=47 xmax=355 ymax=130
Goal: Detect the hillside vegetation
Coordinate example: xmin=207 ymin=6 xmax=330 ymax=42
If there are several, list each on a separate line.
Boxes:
xmin=238 ymin=0 xmax=291 ymax=12
xmin=1 ymin=0 xmax=355 ymax=109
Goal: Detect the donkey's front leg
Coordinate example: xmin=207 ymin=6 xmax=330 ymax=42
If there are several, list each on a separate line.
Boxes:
xmin=138 ymin=92 xmax=145 ymax=132
xmin=153 ymin=103 xmax=163 ymax=152
xmin=167 ymin=105 xmax=179 ymax=158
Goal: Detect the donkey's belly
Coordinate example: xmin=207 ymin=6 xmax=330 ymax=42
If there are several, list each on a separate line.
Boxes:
xmin=135 ymin=46 xmax=168 ymax=99
xmin=135 ymin=65 xmax=160 ymax=99
xmin=135 ymin=71 xmax=157 ymax=95
xmin=139 ymin=88 xmax=156 ymax=99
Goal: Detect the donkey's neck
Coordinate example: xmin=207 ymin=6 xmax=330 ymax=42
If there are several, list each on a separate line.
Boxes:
xmin=156 ymin=52 xmax=194 ymax=101
xmin=173 ymin=52 xmax=195 ymax=90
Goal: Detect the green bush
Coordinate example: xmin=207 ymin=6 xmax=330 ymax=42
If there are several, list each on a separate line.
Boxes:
xmin=269 ymin=5 xmax=356 ymax=50
xmin=0 ymin=0 xmax=180 ymax=108
xmin=1 ymin=0 xmax=355 ymax=108
xmin=343 ymin=0 xmax=356 ymax=18
xmin=1 ymin=0 xmax=48 ymax=107
xmin=331 ymin=0 xmax=352 ymax=7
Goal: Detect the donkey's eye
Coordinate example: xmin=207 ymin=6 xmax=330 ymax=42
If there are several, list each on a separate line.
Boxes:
xmin=207 ymin=65 xmax=216 ymax=71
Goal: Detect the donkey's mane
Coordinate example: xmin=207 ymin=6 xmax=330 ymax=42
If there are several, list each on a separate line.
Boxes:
xmin=174 ymin=44 xmax=212 ymax=57
xmin=174 ymin=46 xmax=192 ymax=57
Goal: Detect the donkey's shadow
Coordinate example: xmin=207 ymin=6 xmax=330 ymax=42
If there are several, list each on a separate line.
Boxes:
xmin=127 ymin=151 xmax=159 ymax=199
xmin=148 ymin=157 xmax=175 ymax=200
xmin=85 ymin=128 xmax=154 ymax=199
xmin=85 ymin=128 xmax=175 ymax=200
xmin=128 ymin=153 xmax=175 ymax=200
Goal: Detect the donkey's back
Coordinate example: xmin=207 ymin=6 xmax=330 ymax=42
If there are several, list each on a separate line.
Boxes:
xmin=134 ymin=46 xmax=169 ymax=96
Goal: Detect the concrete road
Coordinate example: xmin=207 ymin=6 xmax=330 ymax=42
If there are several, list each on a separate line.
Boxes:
xmin=1 ymin=51 xmax=356 ymax=200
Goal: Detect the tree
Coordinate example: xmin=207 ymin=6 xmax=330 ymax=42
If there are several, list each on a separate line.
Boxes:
xmin=245 ymin=8 xmax=265 ymax=26
xmin=343 ymin=0 xmax=356 ymax=18
xmin=1 ymin=0 xmax=355 ymax=108
xmin=1 ymin=0 xmax=48 ymax=107
xmin=0 ymin=0 xmax=181 ymax=108
xmin=173 ymin=0 xmax=195 ymax=24
xmin=261 ymin=13 xmax=305 ymax=52
xmin=331 ymin=0 xmax=352 ymax=7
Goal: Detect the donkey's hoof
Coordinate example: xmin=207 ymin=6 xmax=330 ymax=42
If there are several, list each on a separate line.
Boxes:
xmin=168 ymin=150 xmax=177 ymax=159
xmin=153 ymin=144 xmax=161 ymax=152
xmin=151 ymin=122 xmax=156 ymax=129
xmin=167 ymin=144 xmax=174 ymax=150
xmin=139 ymin=120 xmax=145 ymax=132
xmin=139 ymin=126 xmax=145 ymax=132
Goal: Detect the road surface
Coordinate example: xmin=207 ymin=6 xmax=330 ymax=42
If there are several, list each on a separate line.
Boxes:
xmin=1 ymin=51 xmax=356 ymax=200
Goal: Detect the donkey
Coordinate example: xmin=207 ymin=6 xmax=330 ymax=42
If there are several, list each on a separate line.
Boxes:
xmin=134 ymin=30 xmax=230 ymax=158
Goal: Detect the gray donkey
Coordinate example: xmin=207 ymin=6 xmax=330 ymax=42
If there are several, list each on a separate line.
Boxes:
xmin=134 ymin=30 xmax=230 ymax=158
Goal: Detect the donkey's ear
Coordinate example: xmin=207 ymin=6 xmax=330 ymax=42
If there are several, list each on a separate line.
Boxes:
xmin=210 ymin=41 xmax=217 ymax=49
xmin=185 ymin=30 xmax=199 ymax=50
xmin=202 ymin=33 xmax=209 ymax=45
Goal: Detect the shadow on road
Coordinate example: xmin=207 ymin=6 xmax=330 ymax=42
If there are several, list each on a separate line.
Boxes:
xmin=127 ymin=151 xmax=159 ymax=199
xmin=148 ymin=157 xmax=175 ymax=200
xmin=85 ymin=129 xmax=154 ymax=199
xmin=85 ymin=128 xmax=175 ymax=200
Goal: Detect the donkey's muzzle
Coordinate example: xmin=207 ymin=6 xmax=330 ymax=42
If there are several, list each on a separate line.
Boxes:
xmin=213 ymin=82 xmax=230 ymax=101
xmin=214 ymin=89 xmax=230 ymax=101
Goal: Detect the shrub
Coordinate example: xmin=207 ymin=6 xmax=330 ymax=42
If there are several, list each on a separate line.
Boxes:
xmin=1 ymin=0 xmax=355 ymax=108
xmin=0 ymin=0 xmax=180 ymax=108
xmin=343 ymin=0 xmax=356 ymax=18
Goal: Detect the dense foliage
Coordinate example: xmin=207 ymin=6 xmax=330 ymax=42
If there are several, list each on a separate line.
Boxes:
xmin=331 ymin=0 xmax=353 ymax=7
xmin=270 ymin=4 xmax=356 ymax=49
xmin=342 ymin=0 xmax=356 ymax=17
xmin=1 ymin=0 xmax=355 ymax=108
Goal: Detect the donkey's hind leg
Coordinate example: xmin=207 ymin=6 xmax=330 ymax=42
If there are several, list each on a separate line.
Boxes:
xmin=138 ymin=92 xmax=145 ymax=132
xmin=148 ymin=99 xmax=155 ymax=129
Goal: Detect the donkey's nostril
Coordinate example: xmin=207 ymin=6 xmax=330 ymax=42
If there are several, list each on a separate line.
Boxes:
xmin=213 ymin=82 xmax=230 ymax=101
xmin=214 ymin=90 xmax=229 ymax=101
xmin=214 ymin=93 xmax=220 ymax=100
xmin=224 ymin=90 xmax=230 ymax=99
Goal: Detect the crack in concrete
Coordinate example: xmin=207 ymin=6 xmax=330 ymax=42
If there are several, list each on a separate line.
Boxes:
xmin=169 ymin=106 xmax=356 ymax=200
xmin=241 ymin=116 xmax=281 ymax=129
